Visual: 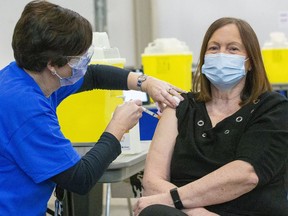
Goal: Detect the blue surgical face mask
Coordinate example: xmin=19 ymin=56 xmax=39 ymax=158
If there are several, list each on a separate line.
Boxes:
xmin=201 ymin=53 xmax=248 ymax=90
xmin=53 ymin=46 xmax=94 ymax=86
xmin=53 ymin=66 xmax=88 ymax=86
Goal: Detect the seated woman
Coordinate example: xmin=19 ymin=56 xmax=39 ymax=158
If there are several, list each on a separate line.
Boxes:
xmin=133 ymin=17 xmax=288 ymax=216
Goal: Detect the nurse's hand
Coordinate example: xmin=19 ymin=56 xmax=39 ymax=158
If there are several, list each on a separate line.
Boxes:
xmin=105 ymin=99 xmax=143 ymax=141
xmin=141 ymin=76 xmax=186 ymax=112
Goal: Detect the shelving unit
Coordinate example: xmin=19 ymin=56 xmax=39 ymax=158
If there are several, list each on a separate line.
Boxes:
xmin=272 ymin=84 xmax=288 ymax=91
xmin=272 ymin=84 xmax=288 ymax=98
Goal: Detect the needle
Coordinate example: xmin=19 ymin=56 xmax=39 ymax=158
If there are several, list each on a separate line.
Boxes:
xmin=142 ymin=107 xmax=160 ymax=119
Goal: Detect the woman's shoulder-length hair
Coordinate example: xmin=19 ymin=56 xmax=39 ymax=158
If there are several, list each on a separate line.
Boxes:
xmin=193 ymin=17 xmax=272 ymax=106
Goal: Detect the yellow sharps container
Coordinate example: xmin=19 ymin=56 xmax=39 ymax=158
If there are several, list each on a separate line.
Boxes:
xmin=262 ymin=48 xmax=288 ymax=84
xmin=142 ymin=38 xmax=193 ymax=92
xmin=262 ymin=32 xmax=288 ymax=84
xmin=57 ymin=32 xmax=125 ymax=143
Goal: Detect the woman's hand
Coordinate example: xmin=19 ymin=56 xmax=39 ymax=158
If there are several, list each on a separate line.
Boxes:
xmin=133 ymin=194 xmax=219 ymax=216
xmin=105 ymin=99 xmax=143 ymax=140
xmin=142 ymin=76 xmax=185 ymax=111
xmin=133 ymin=193 xmax=174 ymax=216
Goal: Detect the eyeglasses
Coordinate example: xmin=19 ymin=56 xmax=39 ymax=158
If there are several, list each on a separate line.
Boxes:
xmin=66 ymin=45 xmax=94 ymax=69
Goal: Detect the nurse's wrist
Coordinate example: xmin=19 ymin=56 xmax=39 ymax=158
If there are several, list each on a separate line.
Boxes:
xmin=105 ymin=120 xmax=126 ymax=141
xmin=139 ymin=75 xmax=152 ymax=93
xmin=136 ymin=74 xmax=148 ymax=92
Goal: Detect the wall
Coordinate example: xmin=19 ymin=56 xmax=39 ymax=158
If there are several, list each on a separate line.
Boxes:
xmin=0 ymin=0 xmax=95 ymax=69
xmin=1 ymin=0 xmax=288 ymax=69
xmin=151 ymin=0 xmax=288 ymax=65
xmin=107 ymin=0 xmax=136 ymax=67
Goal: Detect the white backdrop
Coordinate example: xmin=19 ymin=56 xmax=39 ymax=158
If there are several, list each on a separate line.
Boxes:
xmin=0 ymin=0 xmax=95 ymax=69
xmin=1 ymin=0 xmax=288 ymax=69
xmin=151 ymin=0 xmax=288 ymax=65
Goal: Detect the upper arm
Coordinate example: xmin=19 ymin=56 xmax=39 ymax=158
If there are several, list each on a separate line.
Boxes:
xmin=237 ymin=101 xmax=288 ymax=186
xmin=9 ymin=113 xmax=80 ymax=183
xmin=144 ymin=106 xmax=178 ymax=182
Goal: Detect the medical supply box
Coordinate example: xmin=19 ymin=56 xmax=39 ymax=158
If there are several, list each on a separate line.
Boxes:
xmin=141 ymin=38 xmax=193 ymax=92
xmin=262 ymin=32 xmax=288 ymax=84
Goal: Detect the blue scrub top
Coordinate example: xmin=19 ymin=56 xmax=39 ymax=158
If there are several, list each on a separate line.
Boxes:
xmin=0 ymin=62 xmax=82 ymax=215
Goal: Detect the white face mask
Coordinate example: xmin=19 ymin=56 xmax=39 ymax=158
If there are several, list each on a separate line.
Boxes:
xmin=201 ymin=53 xmax=248 ymax=90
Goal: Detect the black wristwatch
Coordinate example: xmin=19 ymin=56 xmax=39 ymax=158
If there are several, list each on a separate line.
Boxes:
xmin=170 ymin=188 xmax=184 ymax=210
xmin=137 ymin=74 xmax=147 ymax=91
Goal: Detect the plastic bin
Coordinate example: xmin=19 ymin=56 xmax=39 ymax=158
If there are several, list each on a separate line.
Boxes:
xmin=139 ymin=107 xmax=159 ymax=140
xmin=142 ymin=38 xmax=193 ymax=92
xmin=262 ymin=32 xmax=288 ymax=84
xmin=262 ymin=48 xmax=288 ymax=84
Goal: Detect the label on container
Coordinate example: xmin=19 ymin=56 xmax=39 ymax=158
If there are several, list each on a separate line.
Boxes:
xmin=120 ymin=123 xmax=142 ymax=154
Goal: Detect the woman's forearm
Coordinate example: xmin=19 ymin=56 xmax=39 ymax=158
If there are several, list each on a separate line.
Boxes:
xmin=143 ymin=178 xmax=176 ymax=196
xmin=141 ymin=160 xmax=257 ymax=215
xmin=179 ymin=160 xmax=259 ymax=209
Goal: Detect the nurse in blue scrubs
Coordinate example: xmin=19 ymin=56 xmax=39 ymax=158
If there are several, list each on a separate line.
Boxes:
xmin=0 ymin=1 xmax=183 ymax=215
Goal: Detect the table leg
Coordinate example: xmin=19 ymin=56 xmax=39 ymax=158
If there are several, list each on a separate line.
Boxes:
xmin=127 ymin=198 xmax=133 ymax=216
xmin=105 ymin=183 xmax=111 ymax=216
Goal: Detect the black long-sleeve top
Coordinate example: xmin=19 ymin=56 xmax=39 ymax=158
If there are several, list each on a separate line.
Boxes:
xmin=51 ymin=64 xmax=131 ymax=195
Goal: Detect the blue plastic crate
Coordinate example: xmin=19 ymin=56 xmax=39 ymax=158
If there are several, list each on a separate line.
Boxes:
xmin=139 ymin=108 xmax=159 ymax=140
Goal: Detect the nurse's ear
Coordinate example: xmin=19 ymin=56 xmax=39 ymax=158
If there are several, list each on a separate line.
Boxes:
xmin=46 ymin=61 xmax=57 ymax=75
xmin=47 ymin=61 xmax=53 ymax=71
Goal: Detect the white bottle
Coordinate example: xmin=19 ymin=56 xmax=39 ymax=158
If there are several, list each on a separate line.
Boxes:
xmin=120 ymin=123 xmax=142 ymax=154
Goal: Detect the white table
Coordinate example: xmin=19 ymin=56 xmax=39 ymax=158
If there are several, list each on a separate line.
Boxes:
xmin=73 ymin=141 xmax=151 ymax=216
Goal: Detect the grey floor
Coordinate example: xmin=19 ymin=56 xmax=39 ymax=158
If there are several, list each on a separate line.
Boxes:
xmin=47 ymin=184 xmax=138 ymax=216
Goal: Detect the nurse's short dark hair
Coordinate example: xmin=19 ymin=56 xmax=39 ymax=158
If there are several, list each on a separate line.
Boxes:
xmin=12 ymin=0 xmax=92 ymax=72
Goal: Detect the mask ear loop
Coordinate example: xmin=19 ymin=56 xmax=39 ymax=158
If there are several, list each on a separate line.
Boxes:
xmin=244 ymin=57 xmax=251 ymax=73
xmin=51 ymin=69 xmax=63 ymax=80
